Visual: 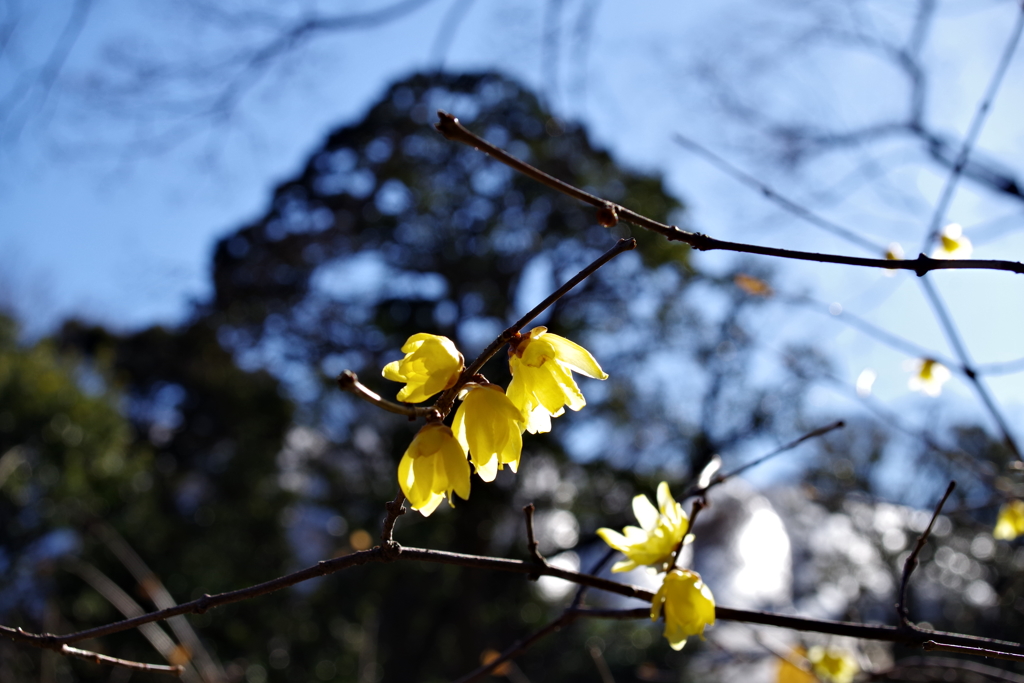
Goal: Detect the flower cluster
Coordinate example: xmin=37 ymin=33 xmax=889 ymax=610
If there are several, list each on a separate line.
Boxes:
xmin=598 ymin=482 xmax=714 ymax=650
xmin=381 ymin=330 xmax=606 ymax=516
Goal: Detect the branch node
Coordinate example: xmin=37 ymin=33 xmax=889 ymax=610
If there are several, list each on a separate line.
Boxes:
xmin=381 ymin=540 xmax=403 ymax=560
xmin=382 ymin=491 xmax=407 ymax=545
xmin=194 ymin=594 xmax=213 ymax=615
xmin=913 ymin=254 xmax=935 ymax=277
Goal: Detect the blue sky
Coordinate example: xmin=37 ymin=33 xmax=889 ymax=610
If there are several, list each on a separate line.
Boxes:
xmin=2 ymin=0 xmax=1023 ymax=456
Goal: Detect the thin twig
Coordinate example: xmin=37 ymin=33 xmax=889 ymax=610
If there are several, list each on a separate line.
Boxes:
xmin=381 ymin=490 xmax=406 ymax=551
xmin=59 ymin=645 xmax=184 ymax=676
xmin=683 ymin=420 xmax=846 ymax=499
xmin=923 ymin=640 xmax=1024 ymax=664
xmin=435 ymin=111 xmax=1024 ymax=276
xmin=670 ymin=498 xmax=705 ymax=570
xmin=673 ymin=133 xmax=885 ymax=254
xmin=335 ymin=371 xmax=438 ymax=419
xmin=897 ymin=481 xmax=956 ymax=627
xmin=571 ymin=547 xmax=616 ymax=609
xmin=434 ymin=237 xmax=636 ymax=416
xmin=919 ymin=1 xmax=1024 ymax=250
xmin=919 ymin=278 xmax=1022 ymax=461
xmin=522 ymin=504 xmax=548 ymax=574
xmin=455 ymin=607 xmax=641 ymax=683
xmin=455 ymin=611 xmax=576 ymax=683
xmin=783 ymin=292 xmax=962 ymax=373
xmin=874 ymin=655 xmax=1024 ymax=683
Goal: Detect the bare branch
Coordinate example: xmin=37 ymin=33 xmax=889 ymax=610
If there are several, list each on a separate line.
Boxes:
xmin=381 ymin=490 xmax=406 ymax=552
xmin=684 ymin=420 xmax=846 ymax=499
xmin=5 ymin=541 xmax=1023 ymax=662
xmin=673 ymin=133 xmax=885 ymax=254
xmin=897 ymin=481 xmax=956 ymax=627
xmin=923 ymin=640 xmax=1024 ymax=665
xmin=335 ymin=370 xmax=439 ymax=419
xmin=919 ymin=278 xmax=1022 ymax=460
xmin=522 ymin=503 xmax=548 ymax=574
xmin=919 ymin=1 xmax=1024 ymax=250
xmin=435 ymin=111 xmax=1024 ymax=276
xmin=59 ymin=645 xmax=183 ymax=677
xmin=876 ymin=655 xmax=1024 ymax=682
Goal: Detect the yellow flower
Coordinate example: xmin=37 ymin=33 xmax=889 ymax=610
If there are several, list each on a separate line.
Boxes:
xmin=650 ymin=568 xmax=715 ymax=651
xmin=932 ymin=223 xmax=973 ymax=260
xmin=382 ymin=333 xmax=463 ymax=403
xmin=452 ymin=383 xmax=526 ymax=482
xmin=907 ymin=358 xmax=950 ymax=397
xmin=775 ymin=648 xmax=816 ymax=683
xmin=807 ymin=646 xmax=859 ymax=683
xmin=397 ymin=423 xmax=470 ymax=516
xmin=994 ymin=500 xmax=1024 ymax=540
xmin=506 ymin=327 xmax=608 ymax=434
xmin=597 ymin=482 xmax=689 ymax=572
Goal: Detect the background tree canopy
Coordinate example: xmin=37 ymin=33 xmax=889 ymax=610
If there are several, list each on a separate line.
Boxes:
xmin=2 ymin=69 xmax=1023 ymax=682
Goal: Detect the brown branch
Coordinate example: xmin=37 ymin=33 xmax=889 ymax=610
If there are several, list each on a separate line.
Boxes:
xmin=381 ymin=490 xmax=406 ymax=551
xmin=872 ymin=656 xmax=1024 ymax=683
xmin=435 ymin=110 xmax=1024 ymax=276
xmin=671 ymin=497 xmax=705 ymax=570
xmin=0 ymin=546 xmax=654 ymax=650
xmin=897 ymin=481 xmax=956 ymax=627
xmin=433 ymin=236 xmax=636 ymax=416
xmin=59 ymin=645 xmax=184 ymax=676
xmin=335 ymin=370 xmax=438 ymax=419
xmin=522 ymin=503 xmax=548 ymax=578
xmin=6 ymin=540 xmax=1024 ymax=663
xmin=923 ymin=640 xmax=1024 ymax=664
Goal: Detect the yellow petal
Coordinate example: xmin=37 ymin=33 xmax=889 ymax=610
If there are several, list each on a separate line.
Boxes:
xmin=397 ymin=423 xmax=470 ymax=516
xmin=994 ymin=500 xmax=1024 ymax=540
xmin=632 ymin=494 xmax=660 ymax=532
xmin=650 ymin=569 xmax=715 ymax=651
xmin=454 ymin=384 xmax=524 ymax=482
xmin=381 ymin=333 xmax=463 ymax=403
xmin=539 ymin=332 xmax=608 ymax=379
xmin=599 ymin=482 xmax=688 ymax=571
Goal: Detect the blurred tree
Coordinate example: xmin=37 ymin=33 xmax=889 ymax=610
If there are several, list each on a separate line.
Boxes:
xmin=189 ymin=71 xmax=811 ymax=680
xmin=10 ymin=70 xmax=973 ymax=682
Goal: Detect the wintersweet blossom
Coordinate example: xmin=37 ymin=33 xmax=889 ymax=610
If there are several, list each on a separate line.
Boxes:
xmin=907 ymin=358 xmax=950 ymax=397
xmin=932 ymin=223 xmax=973 ymax=260
xmin=506 ymin=327 xmax=608 ymax=434
xmin=807 ymin=646 xmax=859 ymax=683
xmin=650 ymin=568 xmax=715 ymax=651
xmin=994 ymin=500 xmax=1024 ymax=541
xmin=597 ymin=482 xmax=689 ymax=572
xmin=453 ymin=383 xmax=526 ymax=482
xmin=397 ymin=423 xmax=470 ymax=516
xmin=382 ymin=333 xmax=463 ymax=403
